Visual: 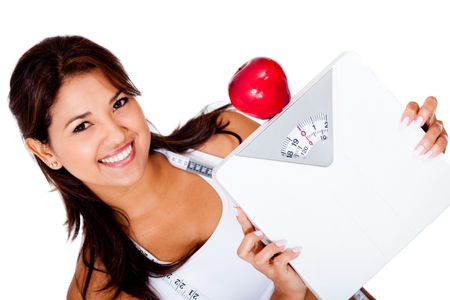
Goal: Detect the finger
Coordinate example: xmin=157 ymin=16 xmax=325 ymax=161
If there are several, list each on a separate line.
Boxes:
xmin=426 ymin=113 xmax=437 ymax=129
xmin=236 ymin=230 xmax=265 ymax=262
xmin=235 ymin=206 xmax=255 ymax=235
xmin=253 ymin=240 xmax=288 ymax=271
xmin=426 ymin=133 xmax=448 ymax=159
xmin=415 ymin=96 xmax=438 ymax=128
xmin=271 ymin=247 xmax=303 ymax=271
xmin=400 ymin=101 xmax=420 ymax=127
xmin=414 ymin=120 xmax=444 ymax=156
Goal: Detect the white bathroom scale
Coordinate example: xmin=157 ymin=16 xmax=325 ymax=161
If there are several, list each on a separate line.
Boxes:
xmin=213 ymin=52 xmax=450 ymax=300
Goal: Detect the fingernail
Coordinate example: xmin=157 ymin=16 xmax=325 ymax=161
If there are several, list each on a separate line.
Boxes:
xmin=234 ymin=206 xmax=239 ymax=216
xmin=292 ymin=246 xmax=303 ymax=253
xmin=275 ymin=239 xmax=287 ymax=249
xmin=254 ymin=230 xmax=263 ymax=237
xmin=424 ymin=150 xmax=433 ymax=159
xmin=415 ymin=116 xmax=424 ymax=127
xmin=414 ymin=145 xmax=425 ymax=156
xmin=401 ymin=116 xmax=410 ymax=128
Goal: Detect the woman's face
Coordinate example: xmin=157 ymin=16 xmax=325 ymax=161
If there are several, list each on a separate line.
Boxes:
xmin=46 ymin=69 xmax=151 ymax=189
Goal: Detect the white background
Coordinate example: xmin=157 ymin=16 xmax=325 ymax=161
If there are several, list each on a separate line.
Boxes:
xmin=1 ymin=1 xmax=449 ymax=299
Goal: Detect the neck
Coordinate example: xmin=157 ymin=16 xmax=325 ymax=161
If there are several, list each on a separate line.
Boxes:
xmin=91 ymin=151 xmax=179 ymax=224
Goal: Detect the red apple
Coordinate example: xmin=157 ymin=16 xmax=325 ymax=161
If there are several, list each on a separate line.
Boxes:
xmin=228 ymin=57 xmax=291 ymax=120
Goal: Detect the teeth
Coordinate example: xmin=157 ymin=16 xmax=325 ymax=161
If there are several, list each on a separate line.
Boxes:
xmin=100 ymin=144 xmax=132 ymax=164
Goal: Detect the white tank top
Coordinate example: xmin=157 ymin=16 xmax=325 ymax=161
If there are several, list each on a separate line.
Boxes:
xmin=132 ymin=149 xmax=275 ymax=300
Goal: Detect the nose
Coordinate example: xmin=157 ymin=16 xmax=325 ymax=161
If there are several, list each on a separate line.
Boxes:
xmin=101 ymin=117 xmax=127 ymax=149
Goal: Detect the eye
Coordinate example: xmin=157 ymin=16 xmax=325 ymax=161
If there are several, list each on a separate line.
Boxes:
xmin=73 ymin=121 xmax=91 ymax=133
xmin=113 ymin=97 xmax=129 ymax=111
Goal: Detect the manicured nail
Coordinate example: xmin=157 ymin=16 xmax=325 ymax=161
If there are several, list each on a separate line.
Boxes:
xmin=254 ymin=230 xmax=263 ymax=237
xmin=415 ymin=116 xmax=424 ymax=127
xmin=424 ymin=150 xmax=433 ymax=159
xmin=292 ymin=246 xmax=303 ymax=253
xmin=275 ymin=239 xmax=287 ymax=249
xmin=401 ymin=116 xmax=410 ymax=128
xmin=414 ymin=145 xmax=425 ymax=156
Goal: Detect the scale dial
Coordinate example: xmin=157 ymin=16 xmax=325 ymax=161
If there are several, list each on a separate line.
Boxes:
xmin=281 ymin=113 xmax=329 ymax=159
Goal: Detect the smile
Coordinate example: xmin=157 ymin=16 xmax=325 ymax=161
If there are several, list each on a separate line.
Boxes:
xmin=98 ymin=142 xmax=135 ymax=167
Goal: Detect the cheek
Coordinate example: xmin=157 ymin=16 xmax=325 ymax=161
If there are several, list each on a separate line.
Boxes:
xmin=56 ymin=139 xmax=100 ymax=176
xmin=124 ymin=106 xmax=151 ymax=146
xmin=136 ymin=120 xmax=152 ymax=153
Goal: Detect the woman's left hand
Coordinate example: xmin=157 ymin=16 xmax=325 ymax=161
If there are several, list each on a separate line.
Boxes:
xmin=400 ymin=96 xmax=448 ymax=158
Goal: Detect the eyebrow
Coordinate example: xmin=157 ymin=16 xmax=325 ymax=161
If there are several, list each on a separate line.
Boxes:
xmin=64 ymin=90 xmax=123 ymax=129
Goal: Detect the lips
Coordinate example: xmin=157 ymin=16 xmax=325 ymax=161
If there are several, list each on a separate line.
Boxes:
xmin=98 ymin=141 xmax=135 ymax=167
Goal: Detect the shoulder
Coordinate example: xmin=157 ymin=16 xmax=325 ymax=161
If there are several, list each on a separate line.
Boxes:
xmin=67 ymin=251 xmax=137 ymax=300
xmin=197 ymin=111 xmax=261 ymax=158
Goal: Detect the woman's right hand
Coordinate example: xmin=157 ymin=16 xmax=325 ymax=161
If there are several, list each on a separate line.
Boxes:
xmin=235 ymin=206 xmax=308 ymax=300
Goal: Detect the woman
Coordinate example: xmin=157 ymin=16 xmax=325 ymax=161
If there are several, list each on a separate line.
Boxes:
xmin=8 ymin=35 xmax=447 ymax=300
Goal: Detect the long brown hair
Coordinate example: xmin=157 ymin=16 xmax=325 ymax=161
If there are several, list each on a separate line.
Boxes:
xmin=8 ymin=35 xmax=241 ymax=299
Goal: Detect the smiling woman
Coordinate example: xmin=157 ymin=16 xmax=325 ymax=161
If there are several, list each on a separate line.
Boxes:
xmin=7 ymin=36 xmax=265 ymax=300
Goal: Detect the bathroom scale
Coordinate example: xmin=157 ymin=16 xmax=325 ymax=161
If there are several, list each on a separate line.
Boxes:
xmin=212 ymin=52 xmax=450 ymax=300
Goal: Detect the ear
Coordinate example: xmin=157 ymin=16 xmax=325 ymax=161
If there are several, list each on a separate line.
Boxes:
xmin=24 ymin=138 xmax=62 ymax=170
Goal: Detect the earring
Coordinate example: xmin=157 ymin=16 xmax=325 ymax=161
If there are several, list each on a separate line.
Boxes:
xmin=50 ymin=161 xmax=59 ymax=168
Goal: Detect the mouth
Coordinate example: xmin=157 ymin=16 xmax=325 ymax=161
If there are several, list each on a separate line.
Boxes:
xmin=98 ymin=141 xmax=136 ymax=168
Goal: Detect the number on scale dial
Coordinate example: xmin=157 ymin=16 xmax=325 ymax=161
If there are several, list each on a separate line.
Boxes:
xmin=281 ymin=113 xmax=329 ymax=159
